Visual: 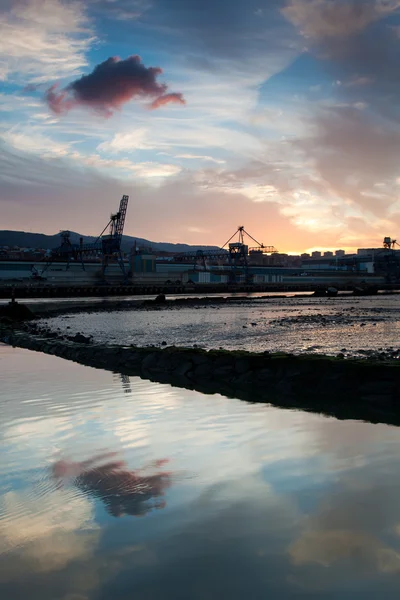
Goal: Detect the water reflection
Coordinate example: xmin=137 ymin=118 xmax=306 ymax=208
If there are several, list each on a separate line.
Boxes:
xmin=3 ymin=345 xmax=400 ymax=598
xmin=114 ymin=373 xmax=132 ymax=394
xmin=52 ymin=454 xmax=171 ymax=517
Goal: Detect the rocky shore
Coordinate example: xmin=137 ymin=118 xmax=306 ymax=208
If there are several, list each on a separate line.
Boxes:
xmin=4 ymin=293 xmax=312 ymax=319
xmin=1 ymin=307 xmax=400 ymax=426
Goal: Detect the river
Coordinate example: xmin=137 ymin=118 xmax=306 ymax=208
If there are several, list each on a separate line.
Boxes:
xmin=2 ymin=343 xmax=400 ymax=599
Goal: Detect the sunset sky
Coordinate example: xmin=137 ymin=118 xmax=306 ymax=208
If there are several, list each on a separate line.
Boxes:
xmin=1 ymin=0 xmax=400 ymax=253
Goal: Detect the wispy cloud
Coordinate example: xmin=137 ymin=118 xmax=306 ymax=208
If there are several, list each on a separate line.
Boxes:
xmin=69 ymin=152 xmax=182 ymax=178
xmin=1 ymin=0 xmax=400 ymax=251
xmin=282 ymin=0 xmax=400 ymax=40
xmin=97 ymin=129 xmax=153 ymax=152
xmin=0 ymin=127 xmax=72 ymax=156
xmin=175 ymin=154 xmax=226 ymax=164
xmin=90 ymin=0 xmax=151 ymax=21
xmin=0 ymin=0 xmax=95 ymax=84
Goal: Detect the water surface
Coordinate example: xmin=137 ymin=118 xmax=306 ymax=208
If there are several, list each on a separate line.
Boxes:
xmin=2 ymin=344 xmax=400 ymax=599
xmin=43 ymin=295 xmax=400 ymax=355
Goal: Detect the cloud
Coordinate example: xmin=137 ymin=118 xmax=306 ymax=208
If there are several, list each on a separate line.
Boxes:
xmin=150 ymin=92 xmax=185 ymax=109
xmin=0 ymin=0 xmax=94 ymax=83
xmin=175 ymin=154 xmax=226 ymax=164
xmin=90 ymin=0 xmax=151 ymax=20
xmin=289 ymin=461 xmax=400 ymax=578
xmin=281 ymin=0 xmax=400 ymax=123
xmin=282 ymin=0 xmax=400 ymax=39
xmin=290 ymin=528 xmax=400 ymax=573
xmin=0 ymin=138 xmax=335 ymax=251
xmin=0 ymin=489 xmax=98 ymax=577
xmin=68 ymin=151 xmax=181 ymax=178
xmin=45 ymin=55 xmax=186 ymax=117
xmin=97 ymin=129 xmax=153 ymax=153
xmin=292 ymin=106 xmax=400 ymax=217
xmin=0 ymin=128 xmax=71 ymax=156
xmin=146 ymin=0 xmax=299 ymax=63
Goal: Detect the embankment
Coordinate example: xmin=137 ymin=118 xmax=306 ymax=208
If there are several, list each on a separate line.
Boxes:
xmin=1 ymin=321 xmax=400 ymax=427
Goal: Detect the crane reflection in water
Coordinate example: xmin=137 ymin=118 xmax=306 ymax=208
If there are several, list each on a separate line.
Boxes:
xmin=52 ymin=452 xmax=172 ymax=517
xmin=113 ymin=372 xmax=132 ymax=394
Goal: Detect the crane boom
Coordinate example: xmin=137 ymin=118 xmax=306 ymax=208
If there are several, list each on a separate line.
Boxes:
xmin=116 ymin=195 xmax=129 ymax=238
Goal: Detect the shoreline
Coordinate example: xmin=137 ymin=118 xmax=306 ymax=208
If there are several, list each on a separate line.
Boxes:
xmin=1 ymin=294 xmax=312 ymax=319
xmin=1 ymin=314 xmax=400 ymax=427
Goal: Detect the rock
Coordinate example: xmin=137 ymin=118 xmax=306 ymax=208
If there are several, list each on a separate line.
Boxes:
xmin=194 ymin=363 xmax=213 ymax=377
xmin=213 ymin=365 xmax=234 ymax=379
xmin=0 ymin=316 xmax=13 ymax=325
xmin=235 ymin=358 xmax=251 ymax=374
xmin=358 ymin=381 xmax=394 ymax=395
xmin=72 ymin=333 xmax=91 ymax=344
xmin=191 ymin=354 xmax=209 ymax=365
xmin=141 ymin=352 xmax=160 ymax=370
xmin=361 ymin=394 xmax=393 ymax=406
xmin=124 ymin=355 xmax=141 ymax=369
xmin=161 ymin=341 xmax=167 ymax=346
xmin=231 ymin=372 xmax=253 ymax=385
xmin=173 ymin=361 xmax=193 ymax=377
xmin=275 ymin=380 xmax=293 ymax=394
xmin=257 ymin=368 xmax=274 ymax=381
xmin=0 ymin=302 xmax=35 ymax=322
xmin=214 ymin=355 xmax=234 ymax=368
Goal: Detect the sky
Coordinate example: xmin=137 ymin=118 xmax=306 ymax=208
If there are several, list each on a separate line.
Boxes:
xmin=1 ymin=0 xmax=400 ymax=253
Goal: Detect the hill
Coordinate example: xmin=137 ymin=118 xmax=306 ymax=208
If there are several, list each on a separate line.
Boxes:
xmin=0 ymin=230 xmax=221 ymax=255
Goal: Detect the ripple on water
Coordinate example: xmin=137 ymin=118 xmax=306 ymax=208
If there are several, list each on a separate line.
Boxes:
xmin=2 ymin=345 xmax=400 ymax=598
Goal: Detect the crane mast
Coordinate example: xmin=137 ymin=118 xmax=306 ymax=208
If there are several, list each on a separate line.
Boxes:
xmin=41 ymin=195 xmax=129 ymax=283
xmin=101 ymin=195 xmax=129 ymax=280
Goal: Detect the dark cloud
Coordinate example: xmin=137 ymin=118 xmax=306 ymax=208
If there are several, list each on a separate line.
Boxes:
xmin=45 ymin=55 xmax=185 ymax=117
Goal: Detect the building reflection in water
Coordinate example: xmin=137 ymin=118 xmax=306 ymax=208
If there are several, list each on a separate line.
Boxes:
xmin=52 ymin=453 xmax=171 ymax=517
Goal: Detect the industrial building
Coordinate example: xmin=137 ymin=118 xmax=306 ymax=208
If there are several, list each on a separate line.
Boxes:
xmin=1 ymin=200 xmax=400 ymax=292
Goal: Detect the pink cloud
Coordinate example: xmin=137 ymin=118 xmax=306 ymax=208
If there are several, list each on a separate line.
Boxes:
xmin=45 ymin=55 xmax=186 ymax=117
xmin=150 ymin=92 xmax=186 ymax=109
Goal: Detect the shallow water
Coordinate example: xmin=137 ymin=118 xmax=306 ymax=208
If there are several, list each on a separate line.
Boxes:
xmin=2 ymin=344 xmax=400 ymax=598
xmin=44 ymin=295 xmax=400 ymax=355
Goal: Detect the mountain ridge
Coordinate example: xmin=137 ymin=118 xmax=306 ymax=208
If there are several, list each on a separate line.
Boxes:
xmin=0 ymin=230 xmax=222 ymax=254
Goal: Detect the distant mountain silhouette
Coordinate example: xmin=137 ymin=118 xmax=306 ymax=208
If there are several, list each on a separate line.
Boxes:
xmin=0 ymin=230 xmax=221 ymax=254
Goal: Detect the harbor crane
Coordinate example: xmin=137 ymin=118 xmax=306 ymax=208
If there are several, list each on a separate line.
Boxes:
xmin=381 ymin=237 xmax=400 ymax=283
xmin=221 ymin=226 xmax=277 ymax=283
xmin=96 ymin=194 xmax=129 ymax=280
xmin=174 ymin=225 xmax=278 ymax=283
xmin=383 ymin=236 xmax=400 ymax=250
xmin=40 ymin=195 xmax=129 ymax=282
